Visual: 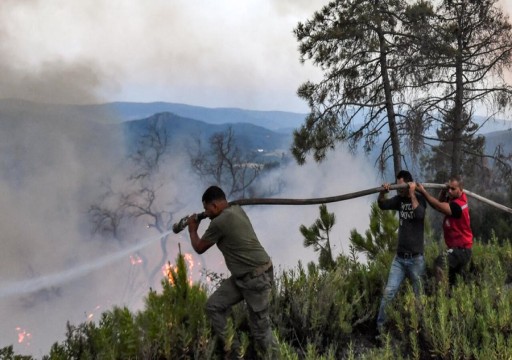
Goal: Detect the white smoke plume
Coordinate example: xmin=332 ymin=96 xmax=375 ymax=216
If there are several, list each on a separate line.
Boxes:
xmin=0 ymin=2 xmax=131 ymax=355
xmin=0 ymin=0 xmax=382 ymax=356
xmin=0 ymin=100 xmax=381 ymax=356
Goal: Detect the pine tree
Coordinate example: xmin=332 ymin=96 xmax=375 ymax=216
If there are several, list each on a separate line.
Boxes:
xmin=349 ymin=202 xmax=399 ymax=262
xmin=300 ymin=204 xmax=336 ymax=270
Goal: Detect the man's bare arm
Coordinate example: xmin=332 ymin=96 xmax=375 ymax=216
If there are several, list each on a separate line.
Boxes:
xmin=416 ymin=183 xmax=452 ymax=216
xmin=187 ymin=214 xmax=215 ymax=254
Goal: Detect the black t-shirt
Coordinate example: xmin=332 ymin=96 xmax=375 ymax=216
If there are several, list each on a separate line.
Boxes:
xmin=449 ymin=201 xmax=462 ymax=218
xmin=378 ymin=192 xmax=427 ymax=254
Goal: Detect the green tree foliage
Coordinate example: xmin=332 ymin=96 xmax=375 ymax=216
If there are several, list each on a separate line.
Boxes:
xmin=300 ymin=204 xmax=336 ymax=270
xmin=294 ymin=0 xmax=512 ymax=182
xmin=292 ymin=0 xmax=415 ymax=174
xmin=387 ymin=238 xmax=512 ymax=360
xmin=409 ymin=0 xmax=512 ymax=176
xmin=5 ymin=227 xmax=512 ymax=359
xmin=0 ymin=346 xmax=34 ymax=360
xmin=349 ymin=202 xmax=398 ymax=262
xmin=271 ymin=256 xmax=389 ymax=358
xmin=421 ymin=107 xmax=486 ymax=188
xmin=43 ymin=251 xmax=212 ymax=360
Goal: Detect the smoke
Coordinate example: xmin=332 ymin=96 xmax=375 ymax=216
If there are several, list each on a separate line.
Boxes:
xmin=247 ymin=149 xmax=379 ymax=271
xmin=0 ymin=2 xmax=116 ymax=104
xmin=0 ymin=230 xmax=176 ymax=300
xmin=0 ymin=97 xmax=380 ymax=356
xmin=0 ymin=0 xmax=378 ymax=356
xmin=0 ymin=99 xmax=126 ymax=355
xmin=271 ymin=0 xmax=330 ymax=17
xmin=499 ymin=0 xmax=512 ymax=16
xmin=0 ymin=97 xmax=213 ymax=355
xmin=0 ymin=0 xmax=327 ymax=112
xmin=0 ymin=2 xmax=128 ymax=355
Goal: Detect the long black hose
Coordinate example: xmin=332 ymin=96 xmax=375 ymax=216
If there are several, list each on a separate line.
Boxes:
xmin=172 ymin=183 xmax=512 ymax=233
xmin=229 ymin=183 xmax=512 ymax=214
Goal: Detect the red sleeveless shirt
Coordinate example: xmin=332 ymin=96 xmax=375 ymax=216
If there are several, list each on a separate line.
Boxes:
xmin=443 ymin=192 xmax=473 ymax=249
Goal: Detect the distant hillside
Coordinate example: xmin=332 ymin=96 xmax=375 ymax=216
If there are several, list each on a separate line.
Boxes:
xmin=122 ymin=112 xmax=292 ymax=161
xmin=483 ymin=128 xmax=512 ymax=157
xmin=80 ymin=101 xmax=308 ymax=133
xmin=476 ymin=116 xmax=512 ymax=134
xmin=1 ymin=98 xmax=509 ymax=162
xmin=0 ymin=98 xmax=292 ymax=160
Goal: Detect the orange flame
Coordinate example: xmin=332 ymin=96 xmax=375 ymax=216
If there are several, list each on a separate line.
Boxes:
xmin=86 ymin=305 xmax=102 ymax=322
xmin=15 ymin=327 xmax=32 ymax=346
xmin=162 ymin=253 xmax=195 ymax=285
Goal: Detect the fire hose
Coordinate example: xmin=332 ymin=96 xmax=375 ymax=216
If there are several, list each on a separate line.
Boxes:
xmin=172 ymin=183 xmax=512 ymax=233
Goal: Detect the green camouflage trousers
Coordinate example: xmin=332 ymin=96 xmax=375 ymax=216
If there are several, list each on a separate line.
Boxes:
xmin=205 ymin=266 xmax=275 ymax=357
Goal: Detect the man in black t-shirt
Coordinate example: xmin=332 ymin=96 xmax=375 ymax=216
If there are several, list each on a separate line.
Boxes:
xmin=376 ymin=170 xmax=427 ymax=334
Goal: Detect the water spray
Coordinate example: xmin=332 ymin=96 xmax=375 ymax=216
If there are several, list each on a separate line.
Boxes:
xmin=0 ymin=230 xmax=176 ymax=299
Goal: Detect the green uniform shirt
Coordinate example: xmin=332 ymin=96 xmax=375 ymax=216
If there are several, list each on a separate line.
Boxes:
xmin=202 ymin=205 xmax=270 ymax=277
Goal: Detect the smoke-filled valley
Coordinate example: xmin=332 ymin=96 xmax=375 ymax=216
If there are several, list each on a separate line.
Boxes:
xmin=0 ymin=99 xmax=381 ymax=357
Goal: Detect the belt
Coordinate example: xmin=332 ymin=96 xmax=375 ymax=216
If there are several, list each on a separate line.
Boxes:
xmin=239 ymin=260 xmax=273 ymax=280
xmin=396 ymin=252 xmax=422 ymax=259
xmin=251 ymin=260 xmax=273 ymax=277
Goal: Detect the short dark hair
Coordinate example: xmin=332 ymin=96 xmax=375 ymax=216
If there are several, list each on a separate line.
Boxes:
xmin=449 ymin=175 xmax=464 ymax=189
xmin=396 ymin=170 xmax=413 ymax=183
xmin=202 ymin=186 xmax=226 ymax=203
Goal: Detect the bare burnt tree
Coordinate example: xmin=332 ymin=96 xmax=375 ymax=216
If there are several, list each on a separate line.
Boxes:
xmin=129 ymin=114 xmax=169 ymax=181
xmin=88 ymin=114 xmax=183 ymax=290
xmin=190 ymin=126 xmax=262 ymax=199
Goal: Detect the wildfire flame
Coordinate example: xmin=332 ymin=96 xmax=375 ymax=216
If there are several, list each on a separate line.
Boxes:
xmin=86 ymin=305 xmax=102 ymax=322
xmin=15 ymin=327 xmax=32 ymax=346
xmin=130 ymin=254 xmax=143 ymax=265
xmin=162 ymin=253 xmax=195 ymax=285
xmin=184 ymin=253 xmax=194 ymax=272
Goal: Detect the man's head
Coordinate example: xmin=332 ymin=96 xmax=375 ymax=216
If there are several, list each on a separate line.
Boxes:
xmin=447 ymin=175 xmax=464 ymax=199
xmin=396 ymin=170 xmax=413 ymax=196
xmin=202 ymin=186 xmax=229 ymax=219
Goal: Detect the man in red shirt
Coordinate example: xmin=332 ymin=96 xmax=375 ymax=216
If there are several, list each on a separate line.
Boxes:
xmin=417 ymin=175 xmax=473 ymax=284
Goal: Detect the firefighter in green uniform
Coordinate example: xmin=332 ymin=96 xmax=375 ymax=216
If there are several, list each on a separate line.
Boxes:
xmin=187 ymin=186 xmax=276 ymax=359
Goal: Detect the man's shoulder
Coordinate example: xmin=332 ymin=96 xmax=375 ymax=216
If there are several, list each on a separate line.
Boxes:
xmin=416 ymin=192 xmax=427 ymax=205
xmin=223 ymin=204 xmax=244 ymax=216
xmin=450 ymin=195 xmax=467 ymax=207
xmin=378 ymin=194 xmax=400 ymax=208
xmin=216 ymin=204 xmax=244 ymax=221
xmin=448 ymin=200 xmax=463 ymax=218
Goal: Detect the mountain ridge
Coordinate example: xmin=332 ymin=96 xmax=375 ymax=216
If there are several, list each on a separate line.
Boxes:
xmin=122 ymin=111 xmax=292 ymax=157
xmin=79 ymin=101 xmax=308 ymax=133
xmin=1 ymin=98 xmax=511 ymax=158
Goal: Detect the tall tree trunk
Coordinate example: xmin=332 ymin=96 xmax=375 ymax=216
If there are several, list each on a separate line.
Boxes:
xmin=378 ymin=24 xmax=402 ymax=175
xmin=451 ymin=12 xmax=465 ymax=176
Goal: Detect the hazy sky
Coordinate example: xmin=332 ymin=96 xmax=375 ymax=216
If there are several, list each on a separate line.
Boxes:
xmin=0 ymin=0 xmax=331 ymax=112
xmin=1 ymin=0 xmax=512 ymax=113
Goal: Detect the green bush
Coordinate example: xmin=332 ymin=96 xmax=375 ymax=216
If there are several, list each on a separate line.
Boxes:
xmin=4 ymin=214 xmax=512 ymax=359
